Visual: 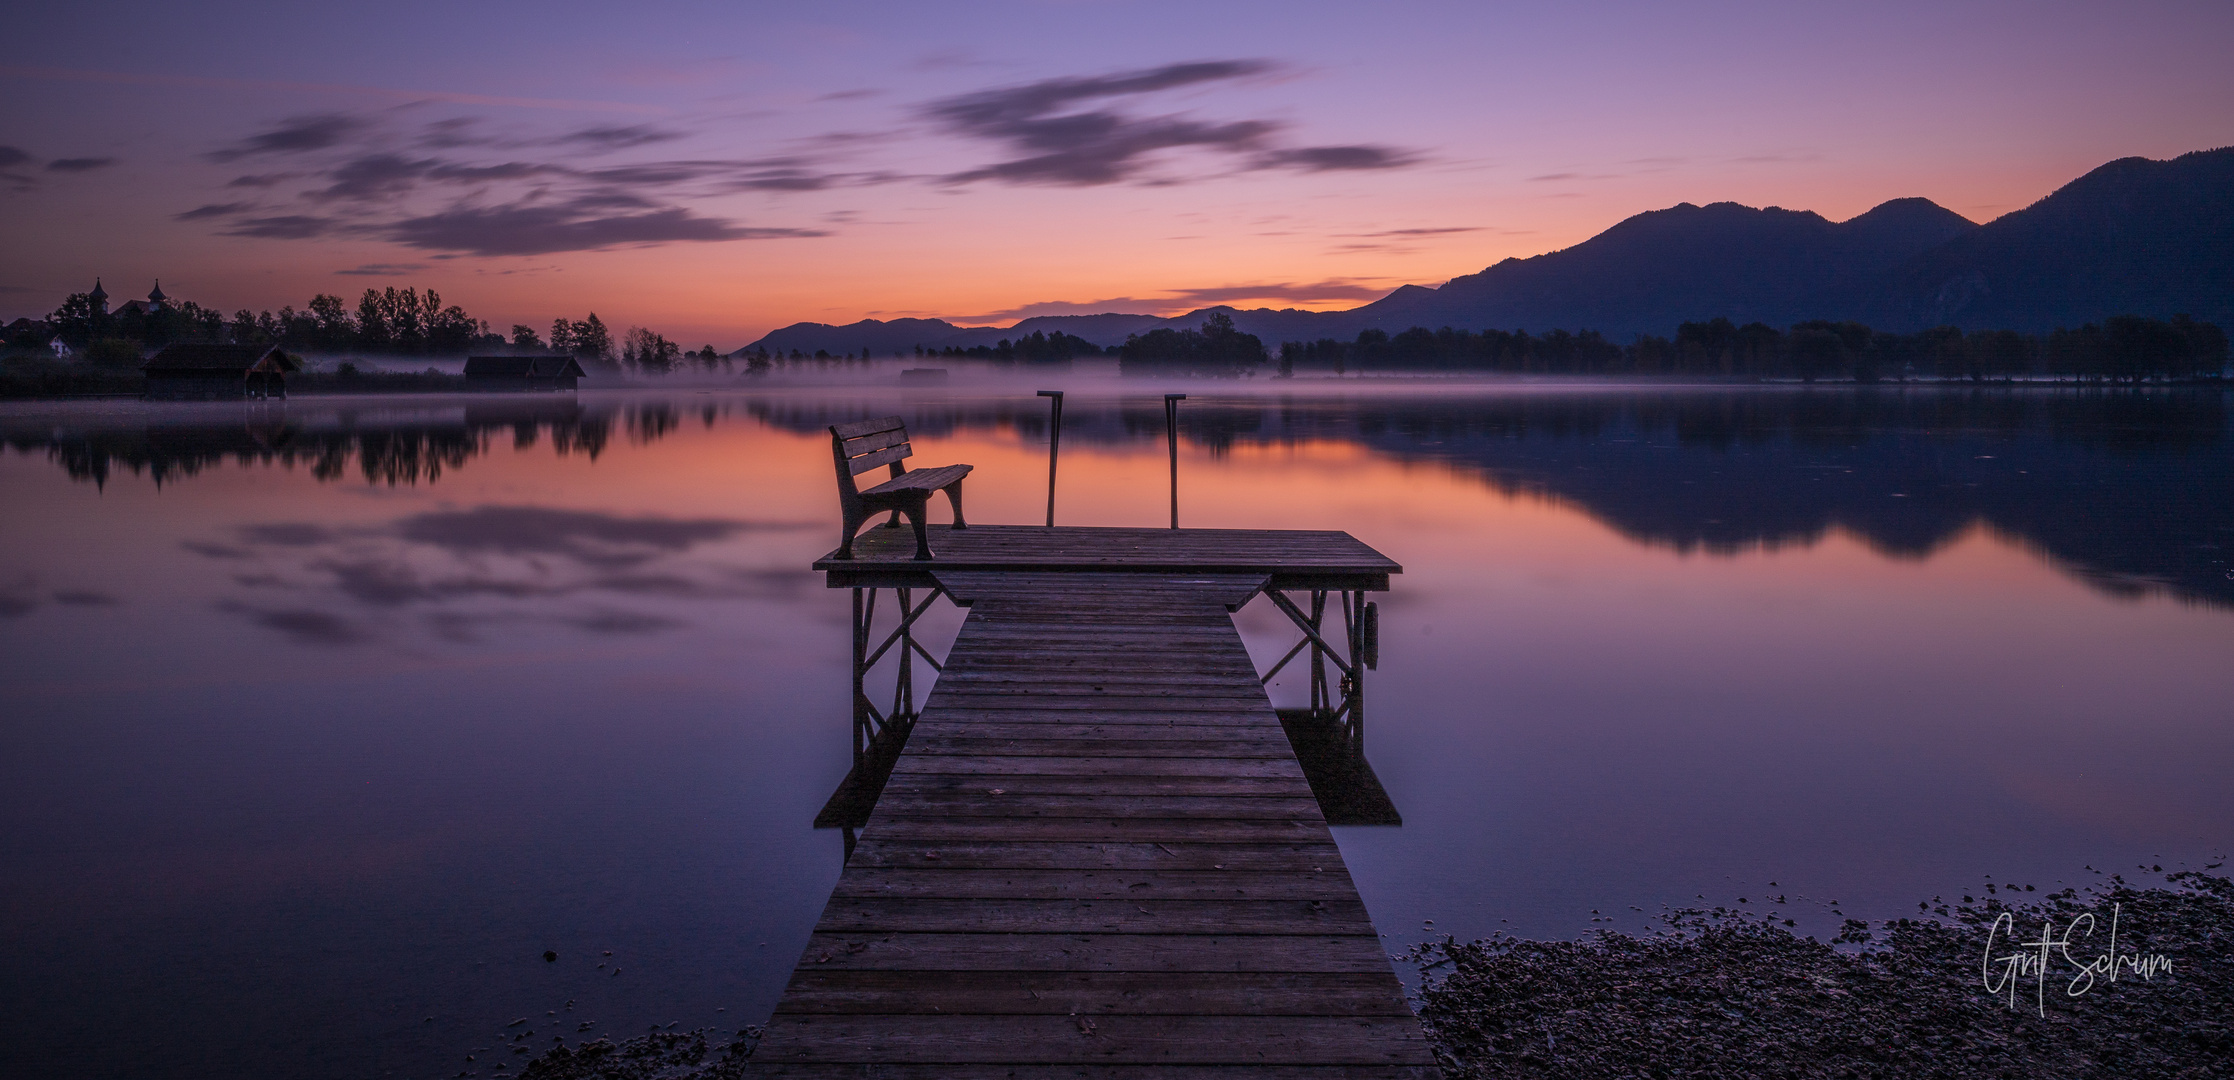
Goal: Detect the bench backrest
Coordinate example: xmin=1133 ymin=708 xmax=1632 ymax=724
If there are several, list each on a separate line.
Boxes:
xmin=830 ymin=416 xmax=912 ymax=506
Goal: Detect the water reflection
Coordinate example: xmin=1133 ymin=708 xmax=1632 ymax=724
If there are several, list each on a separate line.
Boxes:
xmin=9 ymin=387 xmax=2227 ymax=606
xmin=2 ymin=385 xmax=2230 ymax=1080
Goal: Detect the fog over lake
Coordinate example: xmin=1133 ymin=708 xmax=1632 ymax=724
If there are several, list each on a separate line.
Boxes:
xmin=2 ymin=382 xmax=2229 ymax=1079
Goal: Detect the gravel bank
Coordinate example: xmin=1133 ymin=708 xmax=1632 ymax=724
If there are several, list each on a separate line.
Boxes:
xmin=1407 ymin=870 xmax=2230 ymax=1079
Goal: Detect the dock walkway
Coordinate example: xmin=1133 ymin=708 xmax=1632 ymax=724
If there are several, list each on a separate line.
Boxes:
xmin=755 ymin=528 xmax=1434 ymax=1076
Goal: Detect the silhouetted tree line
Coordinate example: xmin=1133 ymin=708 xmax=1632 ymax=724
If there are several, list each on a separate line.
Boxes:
xmin=1120 ymin=313 xmax=1269 ymax=377
xmin=918 ymin=330 xmax=1103 ymax=364
xmin=32 ymin=285 xmax=505 ymax=360
xmin=1277 ymin=315 xmax=2228 ymax=382
xmin=21 ymin=286 xmax=730 ymax=381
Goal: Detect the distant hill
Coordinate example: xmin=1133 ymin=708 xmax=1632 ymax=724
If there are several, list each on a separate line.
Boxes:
xmin=1342 ymin=196 xmax=1978 ymax=339
xmin=1880 ymin=147 xmax=2234 ymax=331
xmin=745 ymin=147 xmax=2233 ymax=354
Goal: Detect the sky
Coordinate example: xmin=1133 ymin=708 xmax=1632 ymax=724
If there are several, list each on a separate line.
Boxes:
xmin=3 ymin=0 xmax=2231 ymax=346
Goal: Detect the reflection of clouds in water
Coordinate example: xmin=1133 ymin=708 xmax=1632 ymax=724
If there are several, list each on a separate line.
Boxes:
xmin=181 ymin=541 xmax=253 ymax=560
xmin=318 ymin=559 xmax=551 ymax=606
xmin=195 ymin=504 xmax=815 ymax=646
xmin=0 ymin=576 xmax=129 ymax=617
xmin=216 ymin=601 xmax=372 ymax=646
xmin=566 ymin=610 xmax=687 ymax=634
xmin=238 ymin=523 xmax=338 ymax=546
xmin=394 ymin=505 xmax=811 ymax=568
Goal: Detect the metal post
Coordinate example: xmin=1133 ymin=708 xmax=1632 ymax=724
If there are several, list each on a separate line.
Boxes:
xmin=1164 ymin=394 xmax=1186 ymax=528
xmin=1037 ymin=390 xmax=1063 ymax=527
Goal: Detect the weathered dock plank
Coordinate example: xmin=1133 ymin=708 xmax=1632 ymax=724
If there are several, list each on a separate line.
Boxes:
xmin=755 ymin=559 xmax=1431 ymax=1075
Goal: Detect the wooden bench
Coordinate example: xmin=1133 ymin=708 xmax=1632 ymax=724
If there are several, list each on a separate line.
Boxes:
xmin=829 ymin=416 xmax=971 ymax=560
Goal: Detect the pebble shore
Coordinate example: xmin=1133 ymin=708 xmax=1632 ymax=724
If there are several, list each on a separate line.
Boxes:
xmin=1406 ymin=870 xmax=2231 ymax=1079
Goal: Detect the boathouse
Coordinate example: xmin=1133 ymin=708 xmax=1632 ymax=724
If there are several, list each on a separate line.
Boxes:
xmin=142 ymin=343 xmax=299 ymax=400
xmin=463 ymin=355 xmax=585 ymax=392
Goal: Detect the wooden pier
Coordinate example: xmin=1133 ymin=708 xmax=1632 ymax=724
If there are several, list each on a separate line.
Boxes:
xmin=755 ymin=525 xmax=1434 ymax=1076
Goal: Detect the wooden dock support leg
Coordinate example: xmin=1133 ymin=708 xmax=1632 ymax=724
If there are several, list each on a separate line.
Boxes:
xmin=894 ymin=587 xmax=915 ymax=725
xmin=850 ymin=587 xmax=870 ymax=766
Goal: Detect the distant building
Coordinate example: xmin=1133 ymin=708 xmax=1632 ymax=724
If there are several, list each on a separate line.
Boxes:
xmin=89 ymin=278 xmax=109 ymax=317
xmin=463 ymin=354 xmax=585 ymax=392
xmin=114 ymin=281 xmax=171 ymax=319
xmin=143 ymin=343 xmax=299 ymax=400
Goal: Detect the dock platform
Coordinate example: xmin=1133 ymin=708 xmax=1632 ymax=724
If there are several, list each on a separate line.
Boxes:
xmin=756 ymin=526 xmax=1433 ymax=1076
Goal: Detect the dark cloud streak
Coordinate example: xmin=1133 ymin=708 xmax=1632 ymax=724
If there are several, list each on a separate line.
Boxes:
xmin=922 ymin=60 xmax=1418 ymax=187
xmin=382 ymin=203 xmax=824 ymax=256
xmin=207 ymin=114 xmax=368 ymax=161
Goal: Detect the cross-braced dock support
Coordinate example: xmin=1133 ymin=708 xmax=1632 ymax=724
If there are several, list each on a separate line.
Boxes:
xmin=818 ymin=583 xmax=955 ymax=855
xmin=848 ymin=584 xmax=947 ymax=764
xmin=1259 ymin=587 xmax=1379 ymax=752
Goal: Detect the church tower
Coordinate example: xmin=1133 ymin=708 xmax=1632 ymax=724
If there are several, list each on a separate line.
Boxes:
xmin=147 ymin=281 xmax=167 ymax=311
xmin=90 ymin=278 xmax=108 ymax=316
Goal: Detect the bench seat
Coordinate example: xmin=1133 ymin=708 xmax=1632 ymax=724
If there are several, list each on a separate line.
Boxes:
xmin=860 ymin=463 xmax=971 ymax=497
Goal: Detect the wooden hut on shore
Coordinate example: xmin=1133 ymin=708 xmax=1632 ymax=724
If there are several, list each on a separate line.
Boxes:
xmin=463 ymin=355 xmax=585 ymax=392
xmin=142 ymin=344 xmax=299 ymax=400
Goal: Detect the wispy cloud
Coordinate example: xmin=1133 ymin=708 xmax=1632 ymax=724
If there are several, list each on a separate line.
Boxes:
xmin=0 ymin=145 xmax=37 ymax=191
xmin=185 ymin=113 xmax=850 ymax=255
xmin=46 ymin=157 xmax=115 ymax=172
xmin=1340 ymin=226 xmax=1483 ymax=238
xmin=968 ymin=278 xmax=1392 ymax=320
xmin=335 ymin=262 xmax=430 ymax=276
xmin=923 ymin=60 xmax=1418 ymax=186
xmin=208 ymin=114 xmax=369 ymax=162
xmin=223 ymin=215 xmax=338 ymax=239
xmin=1 ymin=64 xmax=659 ymax=114
xmin=383 ymin=202 xmax=825 ymax=256
xmin=176 ymin=202 xmax=255 ymax=221
xmin=559 ymin=124 xmax=687 ymax=150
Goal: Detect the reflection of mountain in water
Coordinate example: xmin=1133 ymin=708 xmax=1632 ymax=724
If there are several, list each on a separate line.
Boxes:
xmin=745 ymin=389 xmax=2234 ymax=610
xmin=7 ymin=389 xmax=2228 ymax=609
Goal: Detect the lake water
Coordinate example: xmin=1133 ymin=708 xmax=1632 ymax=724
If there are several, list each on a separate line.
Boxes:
xmin=3 ymin=381 xmax=2230 ymax=1078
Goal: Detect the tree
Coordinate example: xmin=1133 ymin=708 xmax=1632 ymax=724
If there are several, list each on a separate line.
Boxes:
xmin=1785 ymin=326 xmax=1844 ymax=383
xmin=511 ymin=324 xmax=546 ymax=350
xmin=550 ymin=314 xmax=616 ymax=371
xmin=84 ymin=338 xmax=142 ymax=370
xmin=48 ymin=292 xmax=110 ymax=345
xmin=621 ymin=326 xmax=680 ymax=375
xmin=306 ymin=294 xmax=354 ymax=350
xmin=1117 ymin=313 xmax=1265 ymax=377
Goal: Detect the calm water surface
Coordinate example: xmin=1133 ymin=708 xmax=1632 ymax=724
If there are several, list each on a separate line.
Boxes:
xmin=3 ymin=383 xmax=2230 ymax=1078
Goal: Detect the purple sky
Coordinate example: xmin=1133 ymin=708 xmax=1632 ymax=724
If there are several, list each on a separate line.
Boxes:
xmin=3 ymin=0 xmax=2230 ymax=344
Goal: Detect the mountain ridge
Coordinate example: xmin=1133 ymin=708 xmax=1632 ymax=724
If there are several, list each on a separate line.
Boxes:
xmin=744 ymin=147 xmax=2233 ymax=356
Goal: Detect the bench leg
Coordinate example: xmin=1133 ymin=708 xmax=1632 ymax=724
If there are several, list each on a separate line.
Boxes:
xmin=905 ymin=501 xmax=933 ymax=560
xmin=880 ymin=509 xmax=903 ymax=528
xmin=945 ymin=479 xmax=967 ymax=530
xmin=833 ymin=514 xmax=864 ymax=560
